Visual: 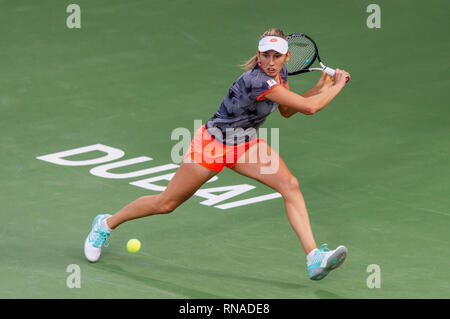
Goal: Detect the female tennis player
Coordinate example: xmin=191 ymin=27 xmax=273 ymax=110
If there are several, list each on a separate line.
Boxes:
xmin=84 ymin=29 xmax=351 ymax=281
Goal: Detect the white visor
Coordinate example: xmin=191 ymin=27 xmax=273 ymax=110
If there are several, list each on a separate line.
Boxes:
xmin=258 ymin=36 xmax=288 ymax=54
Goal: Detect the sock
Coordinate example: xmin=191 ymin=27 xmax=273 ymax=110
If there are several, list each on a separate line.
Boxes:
xmin=101 ymin=217 xmax=112 ymax=233
xmin=307 ymin=248 xmax=319 ymax=265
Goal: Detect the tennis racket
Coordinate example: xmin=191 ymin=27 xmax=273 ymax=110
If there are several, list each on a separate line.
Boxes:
xmin=285 ymin=33 xmax=349 ymax=82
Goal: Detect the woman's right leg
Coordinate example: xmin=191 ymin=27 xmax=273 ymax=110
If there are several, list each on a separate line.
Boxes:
xmin=106 ymin=158 xmax=219 ymax=230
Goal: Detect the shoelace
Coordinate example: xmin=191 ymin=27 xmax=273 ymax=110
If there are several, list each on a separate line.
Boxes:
xmin=309 ymin=243 xmax=330 ymax=266
xmin=92 ymin=227 xmax=110 ymax=248
xmin=319 ymin=243 xmax=330 ymax=252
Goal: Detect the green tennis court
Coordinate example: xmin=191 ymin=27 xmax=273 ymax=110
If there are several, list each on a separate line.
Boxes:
xmin=1 ymin=0 xmax=449 ymax=299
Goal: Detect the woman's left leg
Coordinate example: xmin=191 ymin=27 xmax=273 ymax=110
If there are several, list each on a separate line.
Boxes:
xmin=231 ymin=141 xmax=317 ymax=255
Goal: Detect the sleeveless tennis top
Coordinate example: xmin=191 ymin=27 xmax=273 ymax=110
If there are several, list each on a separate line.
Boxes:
xmin=205 ymin=63 xmax=288 ymax=145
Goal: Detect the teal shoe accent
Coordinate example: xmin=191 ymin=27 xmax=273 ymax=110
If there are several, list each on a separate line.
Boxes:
xmin=307 ymin=243 xmax=336 ymax=280
xmin=88 ymin=214 xmax=112 ymax=248
xmin=306 ymin=244 xmax=347 ymax=280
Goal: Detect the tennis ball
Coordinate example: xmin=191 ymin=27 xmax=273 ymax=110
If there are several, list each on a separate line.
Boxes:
xmin=126 ymin=239 xmax=141 ymax=253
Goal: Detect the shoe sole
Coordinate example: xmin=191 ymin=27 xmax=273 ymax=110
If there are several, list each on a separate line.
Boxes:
xmin=310 ymin=246 xmax=347 ymax=281
xmin=327 ymin=246 xmax=347 ymax=270
xmin=84 ymin=236 xmax=100 ymax=262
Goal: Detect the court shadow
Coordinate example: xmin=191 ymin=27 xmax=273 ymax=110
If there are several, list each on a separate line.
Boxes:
xmin=73 ymin=246 xmax=346 ymax=298
xmin=88 ymin=261 xmax=223 ymax=298
xmin=314 ymin=289 xmax=348 ymax=299
xmin=85 ymin=256 xmax=343 ymax=298
xmin=154 ymin=261 xmax=307 ymax=291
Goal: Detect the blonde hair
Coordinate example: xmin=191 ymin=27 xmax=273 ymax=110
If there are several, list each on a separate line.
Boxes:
xmin=241 ymin=28 xmax=287 ymax=71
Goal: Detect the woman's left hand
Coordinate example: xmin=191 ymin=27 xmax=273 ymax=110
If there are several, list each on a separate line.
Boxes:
xmin=314 ymin=71 xmax=335 ymax=93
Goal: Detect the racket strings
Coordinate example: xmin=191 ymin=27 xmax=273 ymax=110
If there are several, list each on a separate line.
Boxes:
xmin=286 ymin=36 xmax=317 ymax=73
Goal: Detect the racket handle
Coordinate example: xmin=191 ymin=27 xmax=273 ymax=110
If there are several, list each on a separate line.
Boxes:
xmin=323 ymin=66 xmax=350 ymax=83
xmin=323 ymin=66 xmax=335 ymax=77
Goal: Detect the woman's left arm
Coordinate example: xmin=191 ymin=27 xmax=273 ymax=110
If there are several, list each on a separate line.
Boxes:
xmin=278 ymin=71 xmax=334 ymax=118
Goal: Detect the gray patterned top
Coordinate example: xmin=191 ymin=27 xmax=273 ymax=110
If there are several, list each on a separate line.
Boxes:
xmin=205 ymin=64 xmax=288 ymax=145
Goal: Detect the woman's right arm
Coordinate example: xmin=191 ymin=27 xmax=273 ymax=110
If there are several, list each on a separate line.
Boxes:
xmin=266 ymin=69 xmax=350 ymax=115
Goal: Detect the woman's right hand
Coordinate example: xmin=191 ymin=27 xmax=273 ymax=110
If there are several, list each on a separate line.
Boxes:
xmin=333 ymin=68 xmax=351 ymax=87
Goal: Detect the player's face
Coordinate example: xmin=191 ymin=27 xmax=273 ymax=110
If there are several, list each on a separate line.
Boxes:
xmin=257 ymin=50 xmax=290 ymax=78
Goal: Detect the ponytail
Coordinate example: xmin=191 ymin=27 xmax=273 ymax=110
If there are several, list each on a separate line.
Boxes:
xmin=241 ymin=55 xmax=258 ymax=71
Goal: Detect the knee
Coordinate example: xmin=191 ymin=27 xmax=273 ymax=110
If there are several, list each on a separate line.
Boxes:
xmin=158 ymin=196 xmax=180 ymax=214
xmin=160 ymin=201 xmax=178 ymax=214
xmin=136 ymin=195 xmax=179 ymax=215
xmin=280 ymin=175 xmax=301 ymax=196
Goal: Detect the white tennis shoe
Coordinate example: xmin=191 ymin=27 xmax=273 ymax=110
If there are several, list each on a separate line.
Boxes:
xmin=84 ymin=214 xmax=112 ymax=262
xmin=307 ymin=243 xmax=347 ymax=280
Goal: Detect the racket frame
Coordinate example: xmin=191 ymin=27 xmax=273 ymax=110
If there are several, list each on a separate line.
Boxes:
xmin=286 ymin=33 xmax=336 ymax=77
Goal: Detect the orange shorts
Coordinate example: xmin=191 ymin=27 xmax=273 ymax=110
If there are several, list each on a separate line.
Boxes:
xmin=183 ymin=125 xmax=266 ymax=172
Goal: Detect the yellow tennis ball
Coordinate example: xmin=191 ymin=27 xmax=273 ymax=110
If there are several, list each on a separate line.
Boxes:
xmin=126 ymin=239 xmax=141 ymax=253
